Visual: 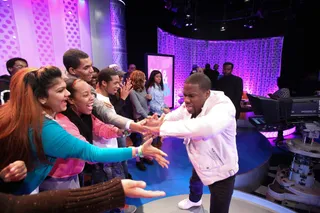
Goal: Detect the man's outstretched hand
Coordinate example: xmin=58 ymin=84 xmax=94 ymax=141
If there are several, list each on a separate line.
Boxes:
xmin=141 ymin=113 xmax=165 ymax=138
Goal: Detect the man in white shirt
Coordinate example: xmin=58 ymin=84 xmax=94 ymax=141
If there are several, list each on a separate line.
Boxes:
xmin=144 ymin=73 xmax=239 ymax=213
xmin=95 ymin=67 xmax=136 ymax=213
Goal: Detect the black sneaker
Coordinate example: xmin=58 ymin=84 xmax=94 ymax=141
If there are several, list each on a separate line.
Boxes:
xmin=136 ymin=161 xmax=146 ymax=171
xmin=143 ymin=158 xmax=154 ymax=165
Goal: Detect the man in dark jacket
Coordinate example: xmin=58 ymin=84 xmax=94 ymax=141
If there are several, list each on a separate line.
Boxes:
xmin=0 ymin=58 xmax=28 ymax=104
xmin=216 ymin=62 xmax=243 ymax=120
xmin=204 ymin=63 xmax=219 ymax=89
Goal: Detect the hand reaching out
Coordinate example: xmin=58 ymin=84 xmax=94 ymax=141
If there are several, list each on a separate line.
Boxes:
xmin=141 ymin=138 xmax=169 ymax=168
xmin=120 ymin=80 xmax=133 ymax=100
xmin=144 ymin=113 xmax=165 ymax=127
xmin=116 ymin=128 xmax=125 ymax=137
xmin=162 ymin=108 xmax=171 ymax=114
xmin=0 ymin=161 xmax=27 ymax=182
xmin=121 ymin=179 xmax=166 ymax=198
xmin=145 ymin=94 xmax=152 ymax=100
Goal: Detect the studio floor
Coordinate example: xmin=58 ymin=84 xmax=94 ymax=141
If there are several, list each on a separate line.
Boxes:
xmin=124 ymin=127 xmax=289 ymax=212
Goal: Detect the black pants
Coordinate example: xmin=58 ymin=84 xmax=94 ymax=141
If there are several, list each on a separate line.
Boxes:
xmin=130 ymin=117 xmax=144 ymax=147
xmin=189 ymin=168 xmax=235 ymax=213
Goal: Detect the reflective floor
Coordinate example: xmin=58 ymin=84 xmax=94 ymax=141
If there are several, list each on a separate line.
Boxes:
xmin=135 ymin=192 xmax=294 ymax=213
xmin=126 ymin=128 xmax=274 ymax=208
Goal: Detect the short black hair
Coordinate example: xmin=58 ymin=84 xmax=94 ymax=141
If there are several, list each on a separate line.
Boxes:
xmin=277 ymin=77 xmax=289 ymax=88
xmin=98 ymin=67 xmax=118 ymax=85
xmin=205 ymin=63 xmax=210 ymax=69
xmin=93 ymin=66 xmax=100 ymax=73
xmin=223 ymin=62 xmax=234 ymax=69
xmin=6 ymin=57 xmax=28 ymax=72
xmin=185 ymin=73 xmax=211 ymax=91
xmin=63 ymin=49 xmax=89 ymax=73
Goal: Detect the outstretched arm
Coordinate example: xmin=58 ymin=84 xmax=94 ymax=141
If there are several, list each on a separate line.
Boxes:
xmin=145 ymin=103 xmax=235 ymax=139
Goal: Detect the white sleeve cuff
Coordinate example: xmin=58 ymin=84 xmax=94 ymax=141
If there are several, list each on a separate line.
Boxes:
xmin=125 ymin=120 xmax=133 ymax=130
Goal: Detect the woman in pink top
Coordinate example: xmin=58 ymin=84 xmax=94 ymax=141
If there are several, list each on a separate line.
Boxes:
xmin=40 ymin=78 xmax=123 ymax=191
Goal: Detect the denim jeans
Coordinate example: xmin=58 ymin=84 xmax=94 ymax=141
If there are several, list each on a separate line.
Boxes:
xmin=91 ymin=162 xmax=125 ymax=184
xmin=117 ymin=137 xmax=129 ymax=178
xmin=92 ymin=163 xmax=126 ymax=213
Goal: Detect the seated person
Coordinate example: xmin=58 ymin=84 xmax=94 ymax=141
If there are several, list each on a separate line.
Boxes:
xmin=268 ymin=77 xmax=290 ymax=99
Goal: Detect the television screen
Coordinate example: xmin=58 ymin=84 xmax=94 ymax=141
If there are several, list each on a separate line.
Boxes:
xmin=146 ymin=54 xmax=174 ymax=108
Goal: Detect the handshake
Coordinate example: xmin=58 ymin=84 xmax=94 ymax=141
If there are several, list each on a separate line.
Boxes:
xmin=138 ymin=113 xmax=166 ymax=139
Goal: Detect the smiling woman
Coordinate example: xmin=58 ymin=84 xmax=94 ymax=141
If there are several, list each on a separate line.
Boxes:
xmin=0 ymin=66 xmax=169 ymax=195
xmin=39 ymin=78 xmax=124 ymax=192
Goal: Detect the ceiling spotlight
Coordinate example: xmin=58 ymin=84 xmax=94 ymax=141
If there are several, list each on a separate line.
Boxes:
xmin=193 ymin=28 xmax=198 ymax=31
xmin=244 ymin=19 xmax=255 ymax=28
xmin=186 ymin=14 xmax=190 ymax=18
xmin=220 ymin=22 xmax=227 ymax=31
xmin=185 ymin=23 xmax=189 ymax=26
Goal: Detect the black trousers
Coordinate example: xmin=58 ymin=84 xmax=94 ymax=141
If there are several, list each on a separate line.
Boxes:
xmin=189 ymin=168 xmax=235 ymax=213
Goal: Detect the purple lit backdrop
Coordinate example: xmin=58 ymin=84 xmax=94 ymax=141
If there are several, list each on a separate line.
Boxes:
xmin=0 ymin=0 xmax=92 ymax=75
xmin=110 ymin=0 xmax=127 ymax=72
xmin=158 ymin=28 xmax=284 ymax=107
xmin=0 ymin=0 xmax=127 ymax=76
xmin=0 ymin=0 xmax=21 ymax=73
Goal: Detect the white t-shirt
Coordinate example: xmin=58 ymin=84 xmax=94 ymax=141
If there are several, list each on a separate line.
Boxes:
xmin=94 ymin=93 xmax=118 ymax=148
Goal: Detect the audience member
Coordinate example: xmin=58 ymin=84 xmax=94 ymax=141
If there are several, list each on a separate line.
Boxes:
xmin=0 ymin=57 xmax=28 ymax=104
xmin=204 ymin=63 xmax=219 ymax=89
xmin=216 ymin=62 xmax=243 ymax=120
xmin=0 ymin=66 xmax=169 ymax=195
xmin=130 ymin=70 xmax=154 ymax=171
xmin=268 ymin=77 xmax=290 ymax=99
xmin=90 ymin=66 xmax=100 ymax=89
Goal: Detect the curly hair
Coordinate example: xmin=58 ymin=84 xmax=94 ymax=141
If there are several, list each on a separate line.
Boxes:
xmin=130 ymin=70 xmax=146 ymax=92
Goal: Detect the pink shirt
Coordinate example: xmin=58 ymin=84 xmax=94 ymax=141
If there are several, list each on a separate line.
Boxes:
xmin=49 ymin=113 xmax=119 ymax=178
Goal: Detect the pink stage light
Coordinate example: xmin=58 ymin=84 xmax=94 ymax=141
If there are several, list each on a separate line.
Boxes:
xmin=260 ymin=126 xmax=296 ymax=138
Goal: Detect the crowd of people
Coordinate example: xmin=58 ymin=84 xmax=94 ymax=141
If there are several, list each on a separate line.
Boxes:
xmin=0 ymin=49 xmax=272 ymax=213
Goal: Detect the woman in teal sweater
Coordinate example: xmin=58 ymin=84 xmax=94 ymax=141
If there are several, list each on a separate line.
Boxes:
xmin=0 ymin=66 xmax=169 ymax=195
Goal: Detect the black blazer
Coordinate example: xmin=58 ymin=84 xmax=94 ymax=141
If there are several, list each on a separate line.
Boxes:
xmin=216 ymin=74 xmax=243 ymax=119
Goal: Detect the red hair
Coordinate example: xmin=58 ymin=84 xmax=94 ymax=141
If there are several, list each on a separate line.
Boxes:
xmin=130 ymin=70 xmax=146 ymax=92
xmin=0 ymin=68 xmax=49 ymax=171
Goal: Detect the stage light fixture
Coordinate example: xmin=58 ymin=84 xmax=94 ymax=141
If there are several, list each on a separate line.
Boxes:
xmin=220 ymin=22 xmax=227 ymax=31
xmin=244 ymin=19 xmax=255 ymax=28
xmin=117 ymin=0 xmax=125 ymax=6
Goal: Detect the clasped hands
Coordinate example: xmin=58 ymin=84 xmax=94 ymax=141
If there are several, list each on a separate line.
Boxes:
xmin=133 ymin=114 xmax=168 ymax=168
xmin=138 ymin=113 xmax=165 ymax=139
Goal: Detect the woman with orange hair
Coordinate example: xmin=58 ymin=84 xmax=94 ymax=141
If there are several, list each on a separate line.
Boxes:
xmin=129 ymin=70 xmax=154 ymax=171
xmin=0 ymin=66 xmax=169 ymax=195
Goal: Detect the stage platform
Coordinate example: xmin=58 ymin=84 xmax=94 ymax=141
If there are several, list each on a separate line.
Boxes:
xmin=135 ymin=192 xmax=294 ymax=213
xmin=126 ymin=127 xmax=273 ymax=207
